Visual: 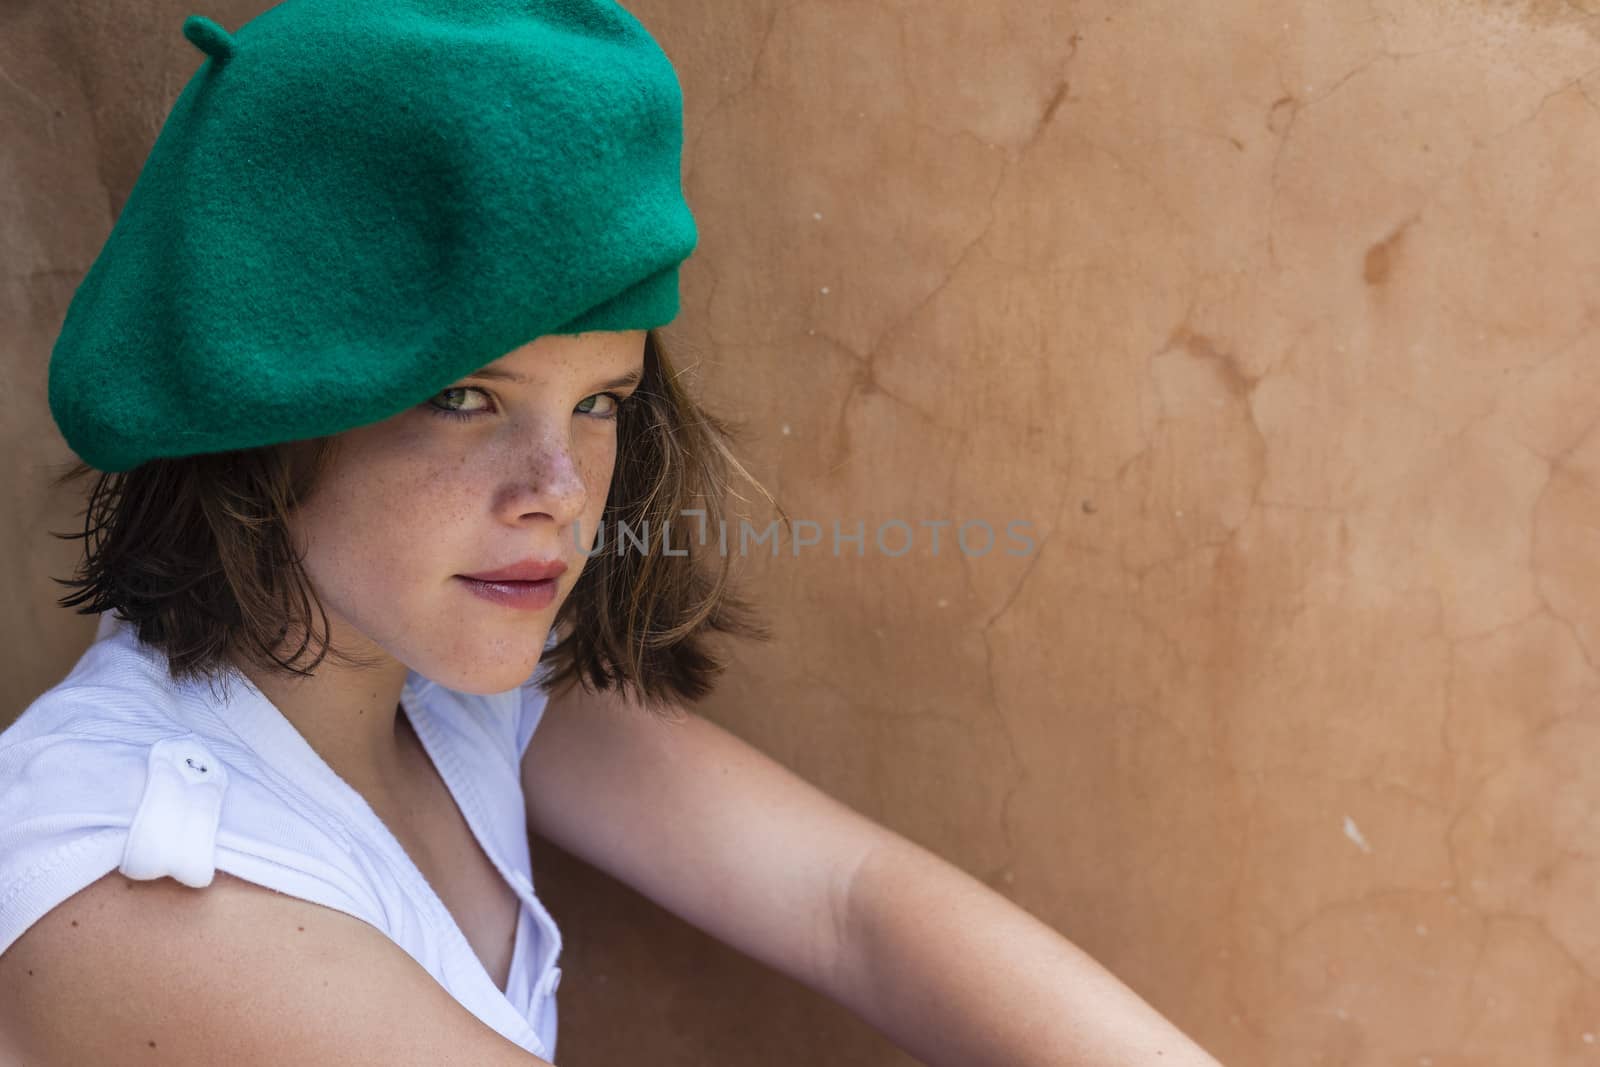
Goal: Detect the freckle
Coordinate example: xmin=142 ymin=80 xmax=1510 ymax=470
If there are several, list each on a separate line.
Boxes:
xmin=70 ymin=920 xmax=78 ymax=927
xmin=26 ymin=970 xmax=33 ymax=977
xmin=149 ymin=1040 xmax=157 ymax=1048
xmin=297 ymin=926 xmax=305 ymax=932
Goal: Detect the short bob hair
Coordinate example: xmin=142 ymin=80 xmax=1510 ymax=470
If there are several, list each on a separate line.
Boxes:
xmin=47 ymin=328 xmax=780 ymax=720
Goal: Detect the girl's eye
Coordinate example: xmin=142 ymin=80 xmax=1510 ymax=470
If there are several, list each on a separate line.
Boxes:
xmin=422 ymin=386 xmax=493 ymax=421
xmin=575 ymin=391 xmax=634 ymax=421
xmin=422 ymin=387 xmax=637 ymax=423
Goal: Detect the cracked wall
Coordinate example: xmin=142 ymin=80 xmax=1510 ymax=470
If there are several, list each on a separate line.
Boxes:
xmin=6 ymin=2 xmax=1600 ymax=1064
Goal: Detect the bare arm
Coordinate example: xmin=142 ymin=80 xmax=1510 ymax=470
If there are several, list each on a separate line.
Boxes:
xmin=523 ymin=679 xmax=892 ymax=1000
xmin=841 ymin=837 xmax=1226 ymax=1067
xmin=523 ymin=681 xmax=1220 ymax=1064
xmin=0 ymin=871 xmax=556 ymax=1066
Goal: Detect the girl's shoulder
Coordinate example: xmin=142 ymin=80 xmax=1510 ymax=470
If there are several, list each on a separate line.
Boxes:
xmin=0 ymin=615 xmax=558 ymax=965
xmin=0 ymin=612 xmax=205 ymax=830
xmin=0 ymin=620 xmax=384 ymax=962
xmin=0 ymin=629 xmax=220 ymax=958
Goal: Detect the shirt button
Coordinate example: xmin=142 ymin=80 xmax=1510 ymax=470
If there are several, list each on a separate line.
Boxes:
xmin=176 ymin=744 xmax=220 ymax=782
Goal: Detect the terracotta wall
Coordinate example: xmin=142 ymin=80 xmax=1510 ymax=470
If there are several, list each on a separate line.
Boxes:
xmin=6 ymin=2 xmax=1599 ymax=1064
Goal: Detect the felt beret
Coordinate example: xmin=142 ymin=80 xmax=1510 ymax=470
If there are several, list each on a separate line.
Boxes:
xmin=48 ymin=0 xmax=698 ymax=473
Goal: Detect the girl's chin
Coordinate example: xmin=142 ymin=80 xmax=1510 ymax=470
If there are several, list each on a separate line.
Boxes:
xmin=419 ymin=650 xmax=549 ymax=695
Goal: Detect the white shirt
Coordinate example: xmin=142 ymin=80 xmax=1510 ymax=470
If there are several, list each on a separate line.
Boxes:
xmin=0 ymin=612 xmax=564 ymax=1061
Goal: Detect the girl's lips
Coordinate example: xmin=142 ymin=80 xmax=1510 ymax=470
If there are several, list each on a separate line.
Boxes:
xmin=455 ymin=575 xmax=558 ymax=611
xmin=459 ymin=558 xmax=568 ymax=583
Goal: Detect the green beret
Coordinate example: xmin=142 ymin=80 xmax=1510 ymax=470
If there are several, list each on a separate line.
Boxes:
xmin=48 ymin=0 xmax=698 ymax=473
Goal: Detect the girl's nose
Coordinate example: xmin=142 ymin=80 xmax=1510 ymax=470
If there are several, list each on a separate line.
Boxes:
xmin=493 ymin=439 xmax=592 ymax=527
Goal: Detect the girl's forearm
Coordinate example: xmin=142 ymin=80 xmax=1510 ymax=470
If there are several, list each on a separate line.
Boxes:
xmin=838 ymin=838 xmax=1225 ymax=1067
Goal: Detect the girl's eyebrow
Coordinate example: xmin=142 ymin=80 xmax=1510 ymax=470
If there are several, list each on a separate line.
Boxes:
xmin=466 ymin=367 xmax=644 ymax=391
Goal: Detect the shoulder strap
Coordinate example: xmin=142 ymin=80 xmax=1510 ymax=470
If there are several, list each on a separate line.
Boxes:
xmin=120 ymin=735 xmax=230 ymax=887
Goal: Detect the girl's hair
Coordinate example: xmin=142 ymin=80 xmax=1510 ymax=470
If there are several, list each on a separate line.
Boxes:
xmin=46 ymin=328 xmax=785 ymax=720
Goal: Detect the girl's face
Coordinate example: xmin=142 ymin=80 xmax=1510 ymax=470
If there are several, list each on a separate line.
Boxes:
xmin=286 ymin=329 xmax=646 ymax=694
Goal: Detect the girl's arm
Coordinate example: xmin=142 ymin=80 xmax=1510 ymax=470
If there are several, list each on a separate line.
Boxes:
xmin=522 ymin=681 xmax=887 ymax=1000
xmin=0 ymin=870 xmax=558 ymax=1066
xmin=523 ymin=683 xmax=1222 ymax=1064
xmin=840 ymin=836 xmax=1226 ymax=1067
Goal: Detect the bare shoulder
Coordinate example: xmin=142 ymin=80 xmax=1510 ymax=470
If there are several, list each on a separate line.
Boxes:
xmin=0 ymin=870 xmax=552 ymax=1067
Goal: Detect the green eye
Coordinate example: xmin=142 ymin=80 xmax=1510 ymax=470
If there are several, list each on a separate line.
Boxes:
xmin=423 ymin=387 xmax=492 ymax=421
xmin=577 ymin=392 xmax=632 ymax=421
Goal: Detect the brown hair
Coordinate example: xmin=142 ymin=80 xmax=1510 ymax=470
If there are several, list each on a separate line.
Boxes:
xmin=46 ymin=329 xmax=785 ymax=720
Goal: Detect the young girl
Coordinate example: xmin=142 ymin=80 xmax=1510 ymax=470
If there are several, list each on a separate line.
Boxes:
xmin=0 ymin=2 xmax=1224 ymax=1064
